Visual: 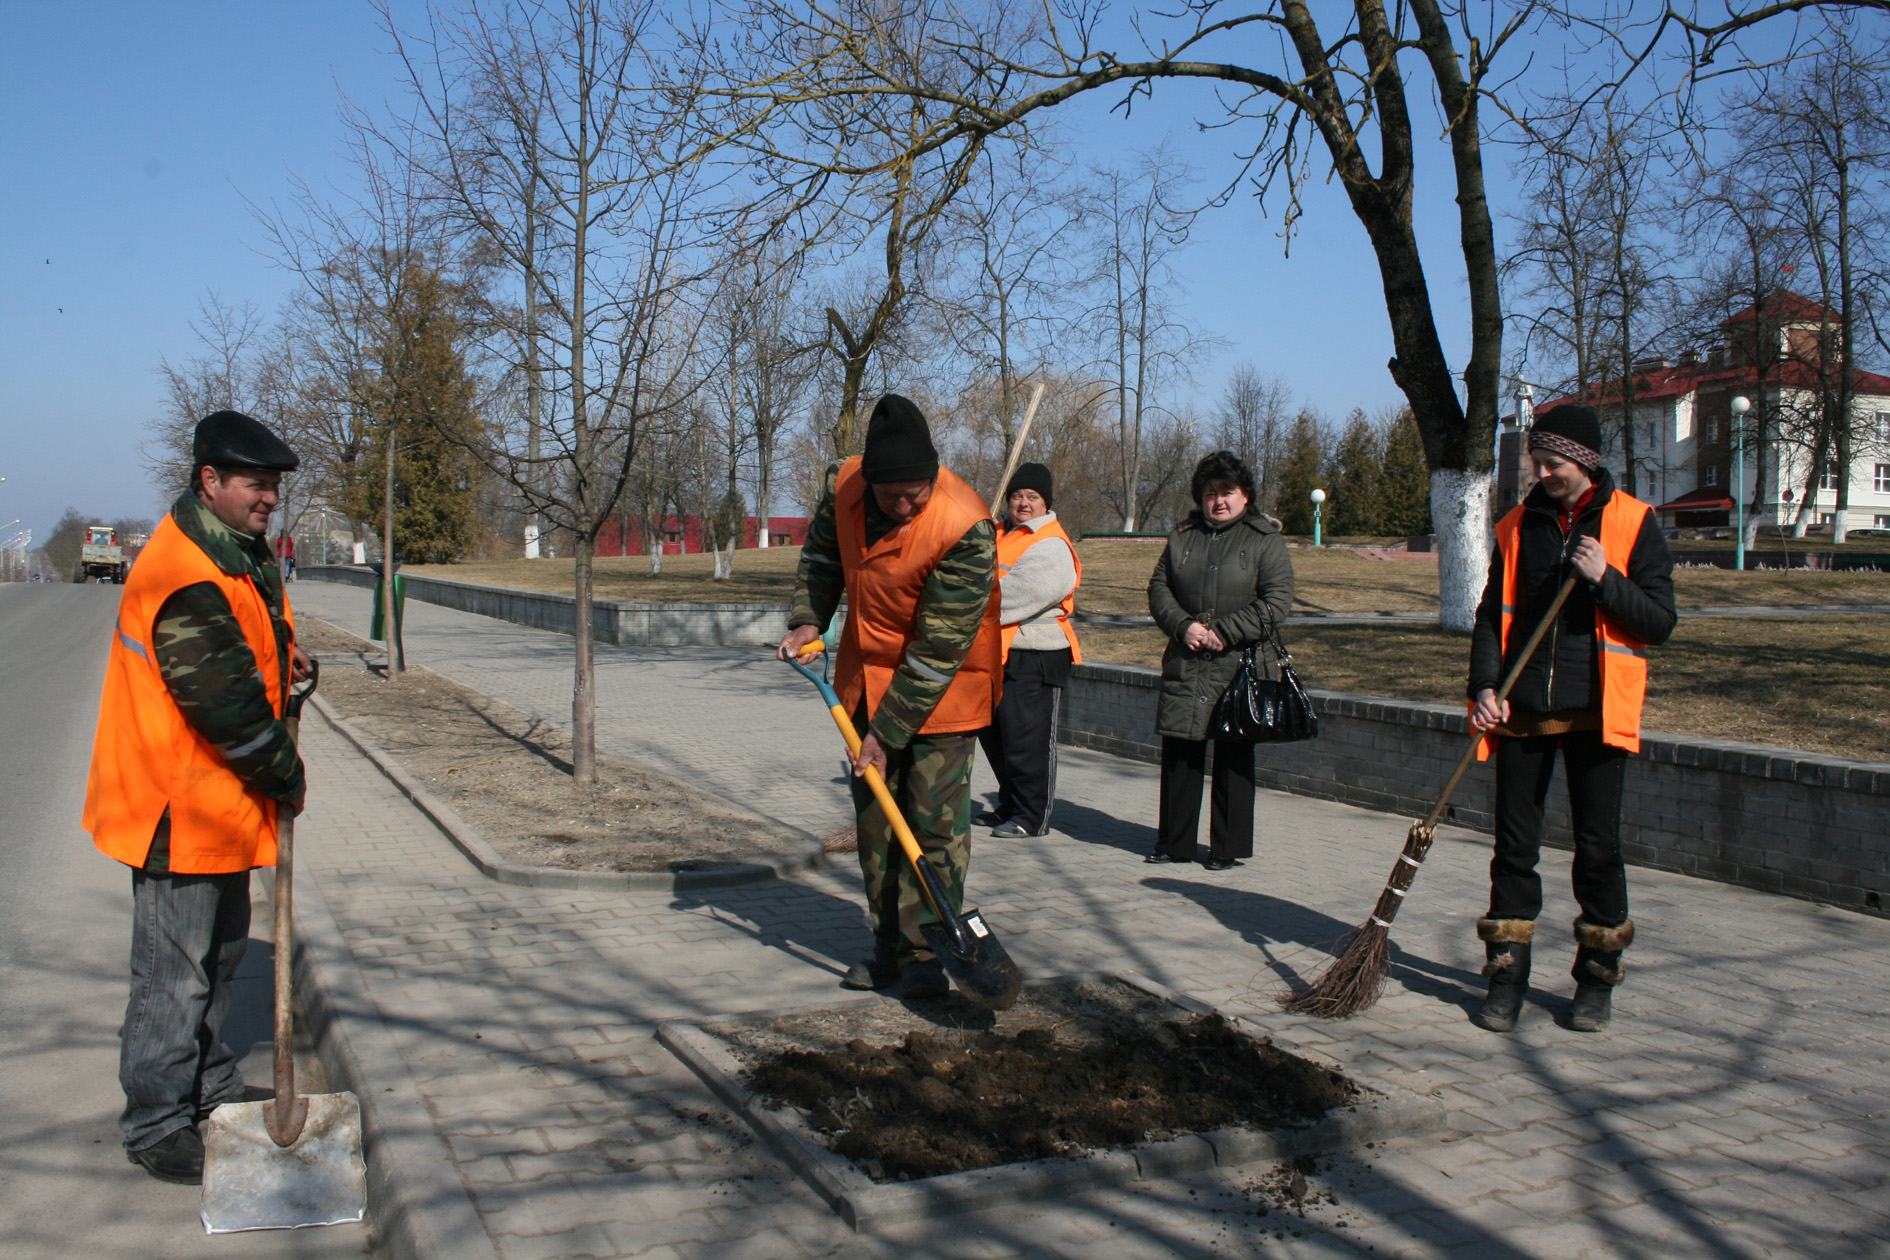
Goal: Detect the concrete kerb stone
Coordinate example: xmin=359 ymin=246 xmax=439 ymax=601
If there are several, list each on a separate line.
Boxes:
xmin=654 ymin=971 xmax=1445 ymax=1231
xmin=310 ymin=694 xmax=827 ymax=892
xmin=270 ymin=861 xmax=500 ymax=1260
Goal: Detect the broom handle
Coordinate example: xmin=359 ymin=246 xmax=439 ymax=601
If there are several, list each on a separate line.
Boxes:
xmin=991 ymin=382 xmax=1047 ymax=519
xmin=1418 ymin=574 xmax=1580 ymax=833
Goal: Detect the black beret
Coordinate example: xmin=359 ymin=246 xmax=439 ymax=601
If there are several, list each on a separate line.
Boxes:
xmin=860 ymin=394 xmax=938 ymax=484
xmin=192 ymin=410 xmax=299 ymax=473
xmin=1005 ymin=461 xmax=1053 ymax=511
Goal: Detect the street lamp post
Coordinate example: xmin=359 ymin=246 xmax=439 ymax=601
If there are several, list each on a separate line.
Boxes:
xmin=1310 ymin=488 xmax=1327 ymax=547
xmin=1730 ymin=396 xmax=1751 ymax=572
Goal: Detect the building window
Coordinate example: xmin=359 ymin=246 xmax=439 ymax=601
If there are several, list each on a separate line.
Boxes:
xmin=1704 ymin=465 xmax=1718 ymax=486
xmin=1702 ymin=418 xmax=1717 ymax=443
xmin=1878 ymin=412 xmax=1890 ymax=442
xmin=1821 ymin=462 xmax=1841 ymax=491
xmin=1877 ymin=515 xmax=1890 ymax=529
xmin=1877 ymin=464 xmax=1890 ymax=494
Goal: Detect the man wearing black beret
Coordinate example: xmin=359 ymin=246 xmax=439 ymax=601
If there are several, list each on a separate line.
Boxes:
xmin=1465 ymin=404 xmax=1675 ymax=1034
xmin=83 ymin=410 xmax=316 ymax=1183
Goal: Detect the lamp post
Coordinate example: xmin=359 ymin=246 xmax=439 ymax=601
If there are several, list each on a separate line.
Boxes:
xmin=1310 ymin=488 xmax=1327 ymax=547
xmin=1730 ymin=396 xmax=1751 ymax=571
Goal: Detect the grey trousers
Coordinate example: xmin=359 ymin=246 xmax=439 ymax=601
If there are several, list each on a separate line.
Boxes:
xmin=119 ymin=867 xmax=251 ymax=1150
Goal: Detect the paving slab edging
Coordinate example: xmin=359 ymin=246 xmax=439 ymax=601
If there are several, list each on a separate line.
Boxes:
xmin=271 ymin=862 xmax=499 ymax=1260
xmin=655 ymin=971 xmax=1446 ymax=1230
xmin=310 ymin=693 xmax=826 ymax=891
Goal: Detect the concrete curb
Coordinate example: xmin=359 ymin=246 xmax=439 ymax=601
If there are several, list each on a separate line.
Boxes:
xmin=655 ymin=972 xmax=1446 ymax=1230
xmin=310 ymin=693 xmax=827 ymax=892
xmin=275 ymin=863 xmax=499 ymax=1260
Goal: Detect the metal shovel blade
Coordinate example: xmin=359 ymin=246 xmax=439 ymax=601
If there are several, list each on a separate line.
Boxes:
xmin=920 ymin=907 xmax=1023 ymax=1010
xmin=199 ymin=1092 xmax=366 ymax=1233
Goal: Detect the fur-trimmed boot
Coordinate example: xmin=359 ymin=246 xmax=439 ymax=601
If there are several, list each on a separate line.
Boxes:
xmin=1570 ymin=918 xmax=1634 ymax=1032
xmin=1472 ymin=918 xmax=1535 ymax=1032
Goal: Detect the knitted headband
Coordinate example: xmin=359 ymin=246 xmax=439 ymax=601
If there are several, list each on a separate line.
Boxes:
xmin=1528 ymin=430 xmax=1602 ymax=472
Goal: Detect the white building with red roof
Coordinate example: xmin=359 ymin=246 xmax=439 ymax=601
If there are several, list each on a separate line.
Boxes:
xmin=1503 ymin=291 xmax=1890 ymax=536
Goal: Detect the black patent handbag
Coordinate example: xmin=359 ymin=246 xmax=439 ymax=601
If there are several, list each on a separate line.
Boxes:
xmin=1209 ymin=615 xmax=1318 ymax=743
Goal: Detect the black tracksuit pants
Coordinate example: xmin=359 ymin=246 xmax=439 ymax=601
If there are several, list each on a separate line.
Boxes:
xmin=976 ymin=649 xmax=1068 ymax=833
xmin=1157 ymin=737 xmax=1255 ymax=861
xmin=1489 ymin=729 xmax=1630 ymax=926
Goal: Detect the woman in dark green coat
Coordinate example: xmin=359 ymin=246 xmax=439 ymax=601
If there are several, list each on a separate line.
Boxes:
xmin=1145 ymin=451 xmax=1296 ymax=869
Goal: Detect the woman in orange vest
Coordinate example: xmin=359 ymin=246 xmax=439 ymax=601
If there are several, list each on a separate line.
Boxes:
xmin=83 ymin=410 xmax=313 ymax=1184
xmin=1467 ymin=405 xmax=1676 ymax=1034
xmin=779 ymin=395 xmax=1001 ymax=999
xmin=975 ymin=463 xmax=1081 ymax=838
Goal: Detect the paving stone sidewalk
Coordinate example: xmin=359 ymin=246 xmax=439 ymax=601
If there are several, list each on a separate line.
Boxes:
xmin=289 ymin=581 xmax=1889 ymax=1259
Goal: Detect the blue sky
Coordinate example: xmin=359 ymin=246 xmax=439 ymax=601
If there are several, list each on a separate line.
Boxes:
xmin=2 ymin=2 xmax=1498 ymax=544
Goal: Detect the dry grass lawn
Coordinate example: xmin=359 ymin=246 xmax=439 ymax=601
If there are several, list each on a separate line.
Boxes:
xmin=410 ymin=541 xmax=1890 ymax=617
xmin=1076 ymin=615 xmax=1890 ymax=762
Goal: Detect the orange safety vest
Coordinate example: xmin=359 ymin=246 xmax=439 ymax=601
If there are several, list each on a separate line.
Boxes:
xmin=1476 ymin=491 xmax=1653 ymax=761
xmin=995 ymin=517 xmax=1083 ymax=664
xmin=83 ymin=512 xmax=291 ymax=873
xmin=834 ymin=457 xmax=1002 ymax=735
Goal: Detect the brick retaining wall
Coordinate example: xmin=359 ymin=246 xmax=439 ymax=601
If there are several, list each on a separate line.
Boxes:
xmin=1063 ymin=661 xmax=1889 ymax=919
xmin=298 ymin=565 xmax=790 ymax=647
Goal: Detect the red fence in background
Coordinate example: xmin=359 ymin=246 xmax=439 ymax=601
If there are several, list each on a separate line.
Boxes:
xmin=594 ymin=515 xmax=809 ymax=557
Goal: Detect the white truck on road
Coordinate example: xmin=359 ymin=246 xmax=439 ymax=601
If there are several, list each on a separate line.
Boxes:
xmin=76 ymin=526 xmax=128 ymax=584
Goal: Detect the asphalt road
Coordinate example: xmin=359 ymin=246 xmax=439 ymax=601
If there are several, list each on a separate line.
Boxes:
xmin=0 ymin=584 xmax=373 ymax=1258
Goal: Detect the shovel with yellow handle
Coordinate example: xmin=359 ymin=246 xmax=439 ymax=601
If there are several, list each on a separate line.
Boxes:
xmin=785 ymin=639 xmax=1023 ymax=1010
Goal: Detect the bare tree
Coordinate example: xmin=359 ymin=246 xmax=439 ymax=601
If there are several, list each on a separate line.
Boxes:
xmin=1215 ymin=365 xmax=1295 ymax=513
xmin=383 ymin=0 xmax=725 ymax=779
xmin=1091 ymin=150 xmax=1214 ymax=531
xmin=740 ymin=0 xmax=1890 ymax=627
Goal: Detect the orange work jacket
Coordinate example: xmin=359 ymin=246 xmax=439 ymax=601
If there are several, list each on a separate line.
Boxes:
xmin=83 ymin=513 xmax=291 ymax=873
xmin=1477 ymin=491 xmax=1653 ymax=760
xmin=995 ymin=517 xmax=1083 ymax=664
xmin=834 ymin=458 xmax=1002 ymax=735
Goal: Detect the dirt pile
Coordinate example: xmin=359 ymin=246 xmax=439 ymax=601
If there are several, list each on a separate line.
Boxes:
xmin=747 ymin=1015 xmax=1356 ymax=1181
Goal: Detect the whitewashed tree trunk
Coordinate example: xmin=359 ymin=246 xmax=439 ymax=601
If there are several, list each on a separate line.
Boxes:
xmin=1431 ymin=468 xmax=1492 ymax=634
xmin=1831 ymin=507 xmax=1848 ymax=545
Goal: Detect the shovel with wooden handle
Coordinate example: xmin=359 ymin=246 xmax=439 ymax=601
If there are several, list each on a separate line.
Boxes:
xmin=200 ymin=660 xmax=368 ymax=1233
xmin=784 ymin=640 xmax=1023 ymax=1010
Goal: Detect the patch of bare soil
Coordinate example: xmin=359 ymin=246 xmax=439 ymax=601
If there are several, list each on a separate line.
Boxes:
xmin=297 ymin=618 xmax=811 ymax=873
xmin=729 ymin=978 xmax=1357 ymax=1182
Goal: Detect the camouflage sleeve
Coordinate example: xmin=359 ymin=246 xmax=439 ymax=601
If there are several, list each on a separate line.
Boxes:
xmin=153 ymin=582 xmax=305 ymax=804
xmin=789 ymin=464 xmax=845 ymax=633
xmin=869 ymin=518 xmax=997 ymax=751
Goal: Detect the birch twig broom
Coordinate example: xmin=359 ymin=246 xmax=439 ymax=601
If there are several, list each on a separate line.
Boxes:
xmin=1279 ymin=575 xmax=1579 ymax=1018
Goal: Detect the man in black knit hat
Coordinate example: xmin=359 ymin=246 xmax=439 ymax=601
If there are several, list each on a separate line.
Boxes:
xmin=779 ymin=395 xmax=1001 ymax=998
xmin=1466 ymin=404 xmax=1675 ymax=1033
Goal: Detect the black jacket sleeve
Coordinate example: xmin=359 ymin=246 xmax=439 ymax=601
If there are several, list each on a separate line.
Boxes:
xmin=1594 ymin=512 xmax=1677 ymax=646
xmin=1467 ymin=540 xmax=1508 ymax=698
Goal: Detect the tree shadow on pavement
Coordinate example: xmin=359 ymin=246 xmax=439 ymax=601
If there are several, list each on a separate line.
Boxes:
xmin=669 ymin=872 xmax=869 ymax=981
xmin=1141 ymin=876 xmax=1484 ymax=1013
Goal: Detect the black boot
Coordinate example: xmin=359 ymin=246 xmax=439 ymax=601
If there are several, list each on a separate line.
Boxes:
xmin=1570 ymin=918 xmax=1633 ymax=1032
xmin=127 ymin=1124 xmax=204 ymax=1185
xmin=1471 ymin=918 xmax=1534 ymax=1032
xmin=840 ymin=938 xmax=904 ymax=991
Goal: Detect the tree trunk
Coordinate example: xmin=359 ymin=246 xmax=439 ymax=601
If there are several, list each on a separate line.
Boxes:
xmin=1431 ymin=470 xmax=1490 ymax=633
xmin=382 ymin=424 xmax=403 ymax=673
xmin=572 ymin=530 xmax=596 ymax=782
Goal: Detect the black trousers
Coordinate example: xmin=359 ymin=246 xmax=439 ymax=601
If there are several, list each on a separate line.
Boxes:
xmin=1157 ymin=737 xmax=1255 ymax=860
xmin=1490 ymin=729 xmax=1630 ymax=925
xmin=976 ymin=649 xmax=1068 ymax=833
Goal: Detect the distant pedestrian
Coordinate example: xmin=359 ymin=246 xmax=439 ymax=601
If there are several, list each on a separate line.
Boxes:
xmin=83 ymin=410 xmax=317 ymax=1184
xmin=1146 ymin=451 xmax=1295 ymax=871
xmin=275 ymin=530 xmax=295 ymax=580
xmin=1467 ymin=404 xmax=1675 ymax=1034
xmin=976 ymin=463 xmax=1081 ymax=838
xmin=779 ymin=394 xmax=1001 ymax=998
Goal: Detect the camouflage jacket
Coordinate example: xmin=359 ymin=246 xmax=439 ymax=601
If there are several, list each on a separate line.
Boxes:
xmin=790 ymin=464 xmax=996 ymax=750
xmin=153 ymin=492 xmax=303 ymax=805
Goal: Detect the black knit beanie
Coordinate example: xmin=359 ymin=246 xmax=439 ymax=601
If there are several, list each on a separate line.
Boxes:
xmin=1529 ymin=405 xmax=1604 ymax=472
xmin=1005 ymin=462 xmax=1053 ymax=511
xmin=860 ymin=394 xmax=938 ymax=484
